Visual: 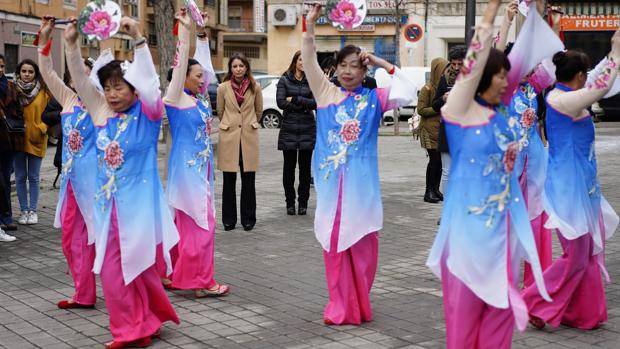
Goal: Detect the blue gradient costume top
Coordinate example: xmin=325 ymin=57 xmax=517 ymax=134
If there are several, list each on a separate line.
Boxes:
xmin=164 ymin=33 xmax=217 ymax=231
xmin=427 ymin=9 xmax=564 ymax=315
xmin=543 ymin=82 xmax=619 ymax=260
xmin=67 ymin=44 xmax=179 ymax=284
xmin=509 ymin=82 xmax=547 ymax=219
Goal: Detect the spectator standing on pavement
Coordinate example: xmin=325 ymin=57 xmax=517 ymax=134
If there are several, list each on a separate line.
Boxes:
xmin=432 ymin=45 xmax=466 ymax=194
xmin=426 ymin=1 xmax=560 ymax=347
xmin=303 ymin=4 xmax=418 ymax=326
xmin=160 ymin=9 xmax=229 ymax=297
xmin=276 ymin=50 xmax=316 ymax=216
xmin=0 ymin=53 xmax=22 ymax=232
xmin=65 ymin=16 xmax=179 ymax=348
xmin=216 ymin=52 xmax=262 ymax=232
xmin=417 ymin=57 xmax=448 ymax=204
xmin=14 ymin=58 xmax=51 ymax=226
xmin=37 ymin=17 xmax=99 ymax=311
xmin=0 ymin=168 xmax=15 ymax=241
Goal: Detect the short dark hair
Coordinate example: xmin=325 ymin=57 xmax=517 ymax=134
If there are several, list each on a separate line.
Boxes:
xmin=503 ymin=42 xmax=515 ymax=56
xmin=97 ymin=60 xmax=135 ymax=91
xmin=336 ymin=45 xmax=362 ymax=66
xmin=449 ymin=45 xmax=467 ymax=61
xmin=553 ymin=50 xmax=591 ymax=83
xmin=476 ymin=48 xmax=511 ymax=95
xmin=166 ymin=58 xmax=201 ymax=82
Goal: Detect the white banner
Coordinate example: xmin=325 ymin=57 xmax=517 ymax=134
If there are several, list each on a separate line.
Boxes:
xmin=254 ymin=0 xmax=265 ymax=33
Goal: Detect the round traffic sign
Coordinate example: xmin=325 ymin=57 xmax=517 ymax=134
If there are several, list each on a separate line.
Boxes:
xmin=404 ymin=24 xmax=423 ymax=43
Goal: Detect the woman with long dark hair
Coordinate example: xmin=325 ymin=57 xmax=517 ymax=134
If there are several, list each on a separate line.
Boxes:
xmin=216 ymin=52 xmax=262 ymax=231
xmin=14 ymin=58 xmax=51 ymax=225
xmin=161 ymin=9 xmax=229 ymax=297
xmin=37 ymin=16 xmax=98 ymax=310
xmin=523 ymin=34 xmax=620 ymax=330
xmin=276 ymin=50 xmax=316 ymax=215
xmin=426 ymin=1 xmax=562 ymax=347
xmin=303 ymin=5 xmax=418 ymax=325
xmin=64 ymin=16 xmax=179 ymax=348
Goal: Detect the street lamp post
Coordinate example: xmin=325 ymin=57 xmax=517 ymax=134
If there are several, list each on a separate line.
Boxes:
xmin=465 ymin=0 xmax=476 ymax=45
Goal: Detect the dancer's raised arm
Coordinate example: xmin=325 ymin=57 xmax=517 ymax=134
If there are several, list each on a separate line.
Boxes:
xmin=164 ymin=10 xmax=192 ymax=106
xmin=495 ymin=0 xmax=517 ymax=52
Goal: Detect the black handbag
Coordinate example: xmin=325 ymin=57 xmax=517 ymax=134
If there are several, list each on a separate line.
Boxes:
xmin=1 ymin=116 xmax=25 ymax=133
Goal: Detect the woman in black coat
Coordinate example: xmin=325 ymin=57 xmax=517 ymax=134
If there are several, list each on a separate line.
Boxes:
xmin=276 ymin=50 xmax=316 ymax=215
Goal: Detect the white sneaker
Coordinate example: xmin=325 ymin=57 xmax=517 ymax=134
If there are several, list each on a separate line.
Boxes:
xmin=0 ymin=229 xmax=16 ymax=242
xmin=27 ymin=211 xmax=38 ymax=225
xmin=17 ymin=211 xmax=29 ymax=225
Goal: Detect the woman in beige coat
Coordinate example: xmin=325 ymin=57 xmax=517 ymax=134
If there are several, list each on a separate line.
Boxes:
xmin=217 ymin=53 xmax=262 ymax=231
xmin=417 ymin=57 xmax=448 ymax=204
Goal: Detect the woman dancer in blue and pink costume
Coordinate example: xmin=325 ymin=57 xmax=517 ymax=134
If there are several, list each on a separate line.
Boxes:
xmin=523 ymin=30 xmax=620 ymax=331
xmin=495 ymin=3 xmax=557 ymax=286
xmin=65 ymin=16 xmax=179 ymax=349
xmin=161 ymin=9 xmax=229 ymax=297
xmin=303 ymin=4 xmax=418 ymax=325
xmin=37 ymin=17 xmax=97 ymax=310
xmin=426 ymin=1 xmax=563 ymax=347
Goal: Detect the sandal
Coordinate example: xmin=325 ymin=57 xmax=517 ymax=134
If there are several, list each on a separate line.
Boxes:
xmin=161 ymin=278 xmax=176 ymax=290
xmin=104 ymin=336 xmax=152 ymax=349
xmin=195 ymin=284 xmax=230 ymax=298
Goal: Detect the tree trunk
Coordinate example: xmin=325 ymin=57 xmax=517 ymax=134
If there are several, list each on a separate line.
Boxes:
xmin=393 ymin=2 xmax=403 ymax=136
xmin=151 ymin=0 xmax=176 ymax=89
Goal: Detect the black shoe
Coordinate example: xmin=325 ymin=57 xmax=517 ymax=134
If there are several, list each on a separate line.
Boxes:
xmin=243 ymin=224 xmax=254 ymax=231
xmin=298 ymin=207 xmax=307 ymax=215
xmin=287 ymin=207 xmax=296 ymax=215
xmin=434 ymin=189 xmax=444 ymax=201
xmin=1 ymin=224 xmax=17 ymax=231
xmin=224 ymin=224 xmax=236 ymax=231
xmin=424 ymin=189 xmax=440 ymax=204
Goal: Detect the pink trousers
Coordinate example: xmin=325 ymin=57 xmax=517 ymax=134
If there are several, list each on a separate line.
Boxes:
xmin=523 ymin=212 xmax=553 ymax=287
xmin=100 ymin=203 xmax=180 ymax=342
xmin=441 ymin=256 xmax=515 ymax=349
xmin=60 ymin=181 xmax=96 ymax=305
xmin=170 ymin=209 xmax=218 ymax=289
xmin=519 ymin=163 xmax=552 ymax=287
xmin=522 ymin=233 xmax=607 ymax=329
xmin=322 ymin=185 xmax=379 ymax=325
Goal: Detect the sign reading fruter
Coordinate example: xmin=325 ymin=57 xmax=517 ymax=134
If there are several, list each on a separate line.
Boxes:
xmin=561 ymin=15 xmax=620 ymax=32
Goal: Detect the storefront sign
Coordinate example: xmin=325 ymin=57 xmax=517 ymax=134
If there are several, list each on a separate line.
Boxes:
xmin=403 ymin=24 xmax=423 ymax=42
xmin=305 ymin=0 xmax=397 ymax=10
xmin=561 ymin=15 xmax=619 ymax=32
xmin=317 ymin=15 xmax=406 ymax=25
xmin=21 ymin=31 xmax=38 ymax=47
xmin=338 ymin=24 xmax=376 ymax=32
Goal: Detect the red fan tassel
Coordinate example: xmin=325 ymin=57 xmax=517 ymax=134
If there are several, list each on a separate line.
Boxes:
xmin=172 ymin=20 xmax=179 ymax=36
xmin=302 ymin=16 xmax=307 ymax=33
xmin=41 ymin=38 xmax=52 ymax=56
xmin=33 ymin=31 xmax=41 ymax=46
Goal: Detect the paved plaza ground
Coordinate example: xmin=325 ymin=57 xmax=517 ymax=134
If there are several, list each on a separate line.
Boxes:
xmin=1 ymin=123 xmax=620 ymax=349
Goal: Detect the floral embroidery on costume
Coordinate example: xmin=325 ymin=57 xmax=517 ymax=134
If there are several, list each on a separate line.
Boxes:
xmin=61 ymin=109 xmax=88 ymax=178
xmin=186 ymin=94 xmax=213 ymax=172
xmin=588 ymin=59 xmax=617 ymax=90
xmin=319 ymin=92 xmax=368 ymax=179
xmin=460 ymin=33 xmax=483 ymax=78
xmin=469 ymin=109 xmax=526 ymax=227
xmin=95 ymin=113 xmax=131 ymax=204
xmin=514 ymin=84 xmax=537 ymax=129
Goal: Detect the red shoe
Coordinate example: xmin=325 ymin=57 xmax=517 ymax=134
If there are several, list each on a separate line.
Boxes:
xmin=57 ymin=300 xmax=95 ymax=309
xmin=323 ymin=318 xmax=335 ymax=325
xmin=529 ymin=316 xmax=545 ymax=330
xmin=104 ymin=336 xmax=152 ymax=349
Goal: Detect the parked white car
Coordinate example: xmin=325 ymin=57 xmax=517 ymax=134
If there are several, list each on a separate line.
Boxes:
xmin=259 ymin=76 xmax=285 ymax=129
xmin=375 ymin=66 xmax=430 ymax=125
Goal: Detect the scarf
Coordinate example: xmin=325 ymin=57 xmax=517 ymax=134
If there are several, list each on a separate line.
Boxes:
xmin=230 ymin=77 xmax=250 ymax=106
xmin=15 ymin=79 xmax=41 ymax=106
xmin=0 ymin=75 xmax=8 ymax=101
xmin=444 ymin=65 xmax=459 ymax=88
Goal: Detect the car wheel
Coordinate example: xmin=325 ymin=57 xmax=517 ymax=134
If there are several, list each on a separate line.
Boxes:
xmin=261 ymin=110 xmax=281 ymax=129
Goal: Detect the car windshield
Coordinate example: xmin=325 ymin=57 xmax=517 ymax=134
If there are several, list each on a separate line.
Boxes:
xmin=257 ymin=77 xmax=279 ymax=89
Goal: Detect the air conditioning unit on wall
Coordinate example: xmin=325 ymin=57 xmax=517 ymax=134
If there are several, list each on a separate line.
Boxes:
xmin=271 ymin=5 xmax=297 ymax=26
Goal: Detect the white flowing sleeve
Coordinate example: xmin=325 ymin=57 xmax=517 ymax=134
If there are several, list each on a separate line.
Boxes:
xmin=124 ymin=45 xmax=164 ymax=121
xmin=588 ymin=57 xmax=620 ymax=99
xmin=194 ymin=38 xmax=216 ymax=89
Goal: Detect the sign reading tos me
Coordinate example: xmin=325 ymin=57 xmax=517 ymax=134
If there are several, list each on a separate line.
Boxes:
xmin=561 ymin=15 xmax=620 ymax=32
